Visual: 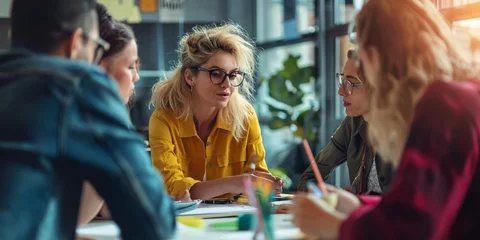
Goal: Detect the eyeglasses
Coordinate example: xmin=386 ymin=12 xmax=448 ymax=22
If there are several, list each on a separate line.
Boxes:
xmin=336 ymin=73 xmax=363 ymax=95
xmin=191 ymin=67 xmax=245 ymax=87
xmin=82 ymin=32 xmax=110 ymax=64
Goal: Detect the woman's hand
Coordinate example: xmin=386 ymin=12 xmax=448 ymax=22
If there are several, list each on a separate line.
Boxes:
xmin=245 ymin=167 xmax=283 ymax=195
xmin=251 ymin=171 xmax=283 ymax=195
xmin=292 ymin=193 xmax=346 ymax=240
xmin=324 ymin=184 xmax=361 ymax=215
xmin=174 ymin=190 xmax=192 ymax=202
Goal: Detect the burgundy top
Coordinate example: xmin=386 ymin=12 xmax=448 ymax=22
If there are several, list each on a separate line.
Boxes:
xmin=340 ymin=80 xmax=480 ymax=240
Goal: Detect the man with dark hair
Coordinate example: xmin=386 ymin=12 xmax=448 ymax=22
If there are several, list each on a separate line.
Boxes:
xmin=10 ymin=0 xmax=99 ymax=59
xmin=0 ymin=1 xmax=176 ymax=239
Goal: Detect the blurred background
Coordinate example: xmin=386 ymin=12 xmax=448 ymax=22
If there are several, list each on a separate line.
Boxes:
xmin=1 ymin=0 xmax=480 ymax=192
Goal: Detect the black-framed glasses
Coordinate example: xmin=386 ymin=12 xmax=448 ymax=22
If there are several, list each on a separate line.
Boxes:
xmin=82 ymin=32 xmax=110 ymax=64
xmin=336 ymin=73 xmax=363 ymax=95
xmin=191 ymin=67 xmax=245 ymax=87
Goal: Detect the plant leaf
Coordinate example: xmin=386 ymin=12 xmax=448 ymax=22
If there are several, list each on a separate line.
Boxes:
xmin=290 ymin=66 xmax=314 ymax=86
xmin=268 ymin=74 xmax=304 ymax=106
xmin=267 ymin=104 xmax=287 ymax=114
xmin=268 ymin=116 xmax=289 ymax=130
xmin=280 ymin=54 xmax=300 ymax=78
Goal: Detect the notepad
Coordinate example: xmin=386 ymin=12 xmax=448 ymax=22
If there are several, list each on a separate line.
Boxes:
xmin=274 ymin=193 xmax=294 ymax=201
xmin=179 ymin=203 xmax=256 ymax=218
xmin=76 ymin=221 xmax=120 ymax=238
xmin=174 ymin=200 xmax=201 ymax=215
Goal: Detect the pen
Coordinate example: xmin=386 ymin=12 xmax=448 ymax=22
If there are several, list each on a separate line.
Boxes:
xmin=302 ymin=138 xmax=328 ymax=194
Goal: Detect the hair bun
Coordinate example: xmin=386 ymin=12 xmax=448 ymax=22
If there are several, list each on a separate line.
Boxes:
xmin=96 ymin=3 xmax=113 ymax=24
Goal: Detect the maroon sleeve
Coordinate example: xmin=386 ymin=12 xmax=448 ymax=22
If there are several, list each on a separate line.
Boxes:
xmin=339 ymin=82 xmax=480 ymax=240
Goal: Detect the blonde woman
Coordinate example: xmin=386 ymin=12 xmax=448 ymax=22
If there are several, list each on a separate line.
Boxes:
xmin=292 ymin=0 xmax=480 ymax=239
xmin=149 ymin=24 xmax=283 ymax=200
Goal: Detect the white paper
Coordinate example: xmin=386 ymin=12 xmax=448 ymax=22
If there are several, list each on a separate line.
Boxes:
xmin=179 ymin=203 xmax=256 ymax=218
xmin=76 ymin=221 xmax=120 ymax=239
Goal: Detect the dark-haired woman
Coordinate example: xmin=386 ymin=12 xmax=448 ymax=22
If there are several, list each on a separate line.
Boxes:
xmin=96 ymin=3 xmax=140 ymax=103
xmin=298 ymin=49 xmax=393 ymax=195
xmin=77 ymin=3 xmax=140 ymax=225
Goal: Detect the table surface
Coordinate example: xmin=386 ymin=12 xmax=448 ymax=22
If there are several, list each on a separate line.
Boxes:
xmin=77 ymin=202 xmax=304 ymax=240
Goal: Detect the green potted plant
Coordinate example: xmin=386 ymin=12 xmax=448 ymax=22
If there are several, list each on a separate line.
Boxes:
xmin=260 ymin=54 xmax=321 ymax=191
xmin=261 ymin=54 xmax=320 ymax=141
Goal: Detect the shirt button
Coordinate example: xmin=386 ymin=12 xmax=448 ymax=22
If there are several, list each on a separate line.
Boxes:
xmin=207 ymin=163 xmax=212 ymax=167
xmin=206 ymin=141 xmax=211 ymax=146
xmin=380 ymin=177 xmax=386 ymax=182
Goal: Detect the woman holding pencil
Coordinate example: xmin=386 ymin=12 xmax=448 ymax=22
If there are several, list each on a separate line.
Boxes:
xmin=298 ymin=48 xmax=394 ymax=195
xmin=293 ymin=0 xmax=480 ymax=239
xmin=149 ymin=23 xmax=283 ymax=200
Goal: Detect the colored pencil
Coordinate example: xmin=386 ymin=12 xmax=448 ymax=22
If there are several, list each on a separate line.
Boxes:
xmin=302 ymin=138 xmax=328 ymax=194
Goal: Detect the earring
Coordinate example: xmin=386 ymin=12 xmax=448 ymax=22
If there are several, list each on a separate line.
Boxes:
xmin=190 ymin=84 xmax=194 ymax=92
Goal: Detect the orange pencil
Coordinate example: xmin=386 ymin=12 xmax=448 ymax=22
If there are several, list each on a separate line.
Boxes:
xmin=302 ymin=138 xmax=328 ymax=194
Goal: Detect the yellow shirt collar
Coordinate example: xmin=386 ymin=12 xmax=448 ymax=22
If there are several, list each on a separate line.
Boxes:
xmin=179 ymin=112 xmax=232 ymax=138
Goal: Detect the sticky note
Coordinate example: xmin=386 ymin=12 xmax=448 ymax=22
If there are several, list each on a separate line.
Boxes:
xmin=176 ymin=216 xmax=206 ymax=228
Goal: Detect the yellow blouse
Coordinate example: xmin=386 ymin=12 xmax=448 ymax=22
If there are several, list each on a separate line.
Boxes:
xmin=149 ymin=107 xmax=270 ymax=197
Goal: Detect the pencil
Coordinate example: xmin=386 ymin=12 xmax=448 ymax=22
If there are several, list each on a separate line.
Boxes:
xmin=302 ymin=138 xmax=328 ymax=194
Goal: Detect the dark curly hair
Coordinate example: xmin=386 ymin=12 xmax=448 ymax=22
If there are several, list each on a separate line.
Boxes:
xmin=96 ymin=3 xmax=136 ymax=60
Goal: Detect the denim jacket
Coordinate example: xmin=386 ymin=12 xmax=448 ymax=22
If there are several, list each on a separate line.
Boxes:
xmin=0 ymin=50 xmax=176 ymax=240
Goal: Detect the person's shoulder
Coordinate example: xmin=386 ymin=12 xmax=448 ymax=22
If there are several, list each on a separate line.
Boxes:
xmin=47 ymin=57 xmax=111 ymax=85
xmin=3 ymin=52 xmax=112 ymax=88
xmin=245 ymin=102 xmax=256 ymax=116
xmin=244 ymin=102 xmax=260 ymax=124
xmin=421 ymin=80 xmax=480 ymax=114
xmin=151 ymin=108 xmax=180 ymax=124
xmin=414 ymin=80 xmax=480 ymax=128
xmin=342 ymin=116 xmax=362 ymax=133
xmin=424 ymin=79 xmax=480 ymax=97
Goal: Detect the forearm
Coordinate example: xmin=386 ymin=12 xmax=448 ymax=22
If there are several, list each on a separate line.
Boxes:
xmin=99 ymin=204 xmax=111 ymax=219
xmin=298 ymin=167 xmax=315 ymax=191
xmin=189 ymin=176 xmax=239 ymax=200
xmin=77 ymin=181 xmax=104 ymax=226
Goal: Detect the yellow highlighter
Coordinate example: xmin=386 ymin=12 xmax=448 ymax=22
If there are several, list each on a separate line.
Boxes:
xmin=176 ymin=216 xmax=206 ymax=228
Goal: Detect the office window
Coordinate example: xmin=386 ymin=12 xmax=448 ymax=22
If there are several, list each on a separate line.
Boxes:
xmin=453 ymin=17 xmax=480 ymax=62
xmin=256 ymin=0 xmax=316 ymax=43
xmin=255 ymin=41 xmax=316 ymax=167
xmin=332 ymin=0 xmax=364 ymax=25
xmin=454 ymin=0 xmax=480 ymax=6
xmin=436 ymin=0 xmax=480 ymax=8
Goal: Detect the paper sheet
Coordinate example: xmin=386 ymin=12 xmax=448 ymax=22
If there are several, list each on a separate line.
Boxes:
xmin=76 ymin=221 xmax=120 ymax=239
xmin=179 ymin=203 xmax=256 ymax=218
xmin=77 ymin=215 xmax=303 ymax=240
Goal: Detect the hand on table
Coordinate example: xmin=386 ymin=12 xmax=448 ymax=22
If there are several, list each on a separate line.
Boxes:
xmin=324 ymin=184 xmax=361 ymax=215
xmin=244 ymin=169 xmax=283 ymax=195
xmin=292 ymin=193 xmax=346 ymax=240
xmin=174 ymin=190 xmax=192 ymax=202
xmin=292 ymin=184 xmax=362 ymax=239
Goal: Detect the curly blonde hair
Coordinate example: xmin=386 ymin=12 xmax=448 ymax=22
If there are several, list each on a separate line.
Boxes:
xmin=150 ymin=23 xmax=256 ymax=141
xmin=356 ymin=0 xmax=479 ymax=166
